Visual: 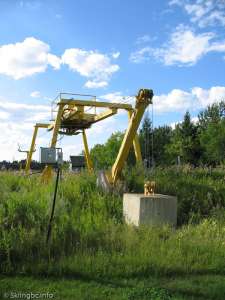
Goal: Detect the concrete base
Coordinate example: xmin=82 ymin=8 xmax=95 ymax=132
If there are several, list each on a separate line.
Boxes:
xmin=123 ymin=193 xmax=177 ymax=227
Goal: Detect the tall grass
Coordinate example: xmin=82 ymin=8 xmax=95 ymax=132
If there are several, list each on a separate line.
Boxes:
xmin=0 ymin=169 xmax=225 ymax=280
xmin=124 ymin=165 xmax=225 ymax=224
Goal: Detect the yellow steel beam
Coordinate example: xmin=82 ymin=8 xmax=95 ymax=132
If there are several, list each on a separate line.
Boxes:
xmin=36 ymin=123 xmax=50 ymax=129
xmin=82 ymin=129 xmax=93 ymax=172
xmin=25 ymin=123 xmax=50 ymax=174
xmin=127 ymin=110 xmax=142 ymax=163
xmin=93 ymin=108 xmax=117 ymax=122
xmin=59 ymin=99 xmax=133 ymax=111
xmin=41 ymin=104 xmax=64 ymax=182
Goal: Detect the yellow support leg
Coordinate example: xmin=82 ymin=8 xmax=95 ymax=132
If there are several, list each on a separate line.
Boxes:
xmin=42 ymin=104 xmax=64 ymax=183
xmin=128 ymin=110 xmax=142 ymax=163
xmin=25 ymin=125 xmax=38 ymax=174
xmin=109 ymin=89 xmax=153 ymax=184
xmin=82 ymin=129 xmax=93 ymax=172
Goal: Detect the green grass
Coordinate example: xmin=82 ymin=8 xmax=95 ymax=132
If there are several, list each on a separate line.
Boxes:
xmin=1 ymin=274 xmax=225 ymax=299
xmin=1 ymin=168 xmax=225 ymax=299
xmin=124 ymin=165 xmax=225 ymax=224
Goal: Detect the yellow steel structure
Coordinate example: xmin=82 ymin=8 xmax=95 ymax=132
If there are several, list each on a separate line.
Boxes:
xmin=26 ymin=89 xmax=153 ymax=184
xmin=82 ymin=129 xmax=93 ymax=171
xmin=106 ymin=89 xmax=153 ymax=184
xmin=25 ymin=123 xmax=50 ymax=174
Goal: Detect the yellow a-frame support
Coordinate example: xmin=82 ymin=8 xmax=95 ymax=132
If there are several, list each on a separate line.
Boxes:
xmin=25 ymin=123 xmax=50 ymax=174
xmin=26 ymin=89 xmax=153 ymax=184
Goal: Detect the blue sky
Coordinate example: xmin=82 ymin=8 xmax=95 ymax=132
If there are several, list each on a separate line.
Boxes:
xmin=0 ymin=0 xmax=225 ymax=161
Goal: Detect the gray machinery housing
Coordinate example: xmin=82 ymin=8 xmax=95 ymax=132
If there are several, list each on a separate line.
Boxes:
xmin=40 ymin=147 xmax=63 ymax=165
xmin=70 ymin=155 xmax=85 ymax=171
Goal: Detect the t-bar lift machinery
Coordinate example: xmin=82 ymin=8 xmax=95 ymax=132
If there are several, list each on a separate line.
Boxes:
xmin=25 ymin=88 xmax=154 ymax=186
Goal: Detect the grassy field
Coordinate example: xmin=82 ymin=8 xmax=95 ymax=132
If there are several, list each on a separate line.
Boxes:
xmin=0 ymin=168 xmax=225 ymax=299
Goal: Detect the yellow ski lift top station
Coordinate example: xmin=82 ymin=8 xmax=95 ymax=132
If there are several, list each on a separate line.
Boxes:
xmin=25 ymin=88 xmax=154 ymax=186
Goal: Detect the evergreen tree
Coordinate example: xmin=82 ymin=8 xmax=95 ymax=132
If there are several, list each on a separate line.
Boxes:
xmin=139 ymin=114 xmax=152 ymax=167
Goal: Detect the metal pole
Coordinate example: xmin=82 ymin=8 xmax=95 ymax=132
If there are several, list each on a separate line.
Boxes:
xmin=46 ymin=167 xmax=60 ymax=244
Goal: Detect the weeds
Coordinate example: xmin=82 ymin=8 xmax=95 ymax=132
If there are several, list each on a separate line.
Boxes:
xmin=0 ymin=168 xmax=225 ymax=281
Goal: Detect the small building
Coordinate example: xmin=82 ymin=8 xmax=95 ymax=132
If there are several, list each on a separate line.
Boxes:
xmin=70 ymin=155 xmax=85 ymax=172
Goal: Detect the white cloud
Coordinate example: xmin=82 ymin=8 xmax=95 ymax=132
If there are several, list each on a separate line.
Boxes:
xmin=112 ymin=52 xmax=120 ymax=59
xmin=130 ymin=47 xmax=152 ymax=63
xmin=0 ymin=97 xmax=52 ymax=161
xmin=169 ymin=0 xmax=182 ymax=5
xmin=136 ymin=35 xmax=151 ymax=44
xmin=100 ymin=92 xmax=125 ymax=103
xmin=84 ymin=80 xmax=108 ymax=89
xmin=25 ymin=111 xmax=51 ymax=122
xmin=0 ymin=38 xmax=119 ymax=87
xmin=155 ymin=25 xmax=214 ymax=66
xmin=170 ymin=0 xmax=225 ymax=28
xmin=154 ymin=86 xmax=225 ymax=113
xmin=154 ymin=89 xmax=195 ymax=113
xmin=30 ymin=91 xmax=41 ymax=98
xmin=47 ymin=53 xmax=61 ymax=69
xmin=192 ymin=86 xmax=225 ymax=107
xmin=0 ymin=99 xmax=50 ymax=111
xmin=62 ymin=48 xmax=119 ymax=88
xmin=0 ymin=37 xmax=61 ymax=79
xmin=99 ymin=87 xmax=225 ymax=115
xmin=0 ymin=111 xmax=10 ymax=120
xmin=100 ymin=92 xmax=135 ymax=114
xmin=131 ymin=25 xmax=225 ymax=66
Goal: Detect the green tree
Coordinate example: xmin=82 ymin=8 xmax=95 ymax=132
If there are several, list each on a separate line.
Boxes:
xmin=90 ymin=131 xmax=135 ymax=169
xmin=165 ymin=125 xmax=183 ymax=164
xmin=152 ymin=126 xmax=172 ymax=165
xmin=166 ymin=112 xmax=201 ymax=165
xmin=180 ymin=111 xmax=201 ymax=165
xmin=200 ymin=119 xmax=225 ymax=165
xmin=198 ymin=101 xmax=225 ymax=130
xmin=139 ymin=114 xmax=152 ymax=167
xmin=90 ymin=143 xmax=108 ymax=169
xmin=198 ymin=101 xmax=225 ymax=165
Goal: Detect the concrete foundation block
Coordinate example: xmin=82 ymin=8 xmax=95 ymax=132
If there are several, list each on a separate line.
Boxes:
xmin=123 ymin=193 xmax=177 ymax=226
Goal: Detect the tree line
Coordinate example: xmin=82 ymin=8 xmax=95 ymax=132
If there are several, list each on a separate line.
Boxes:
xmin=1 ymin=101 xmax=224 ymax=170
xmin=90 ymin=101 xmax=225 ymax=168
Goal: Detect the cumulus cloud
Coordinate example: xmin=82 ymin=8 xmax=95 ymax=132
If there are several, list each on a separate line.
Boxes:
xmin=0 ymin=37 xmax=61 ymax=79
xmin=154 ymin=86 xmax=225 ymax=113
xmin=130 ymin=25 xmax=225 ymax=66
xmin=153 ymin=25 xmax=214 ymax=66
xmin=0 ymin=37 xmax=120 ymax=88
xmin=62 ymin=48 xmax=119 ymax=88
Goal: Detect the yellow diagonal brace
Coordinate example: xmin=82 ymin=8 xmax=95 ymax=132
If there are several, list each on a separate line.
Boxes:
xmin=128 ymin=110 xmax=142 ymax=163
xmin=25 ymin=125 xmax=38 ymax=174
xmin=94 ymin=108 xmax=117 ymax=122
xmin=82 ymin=129 xmax=93 ymax=172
